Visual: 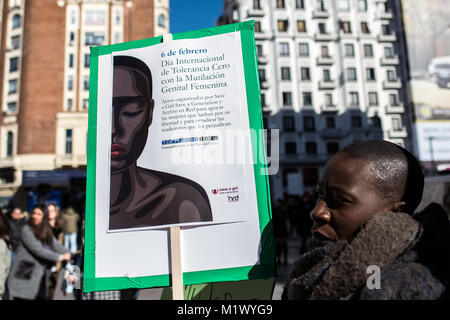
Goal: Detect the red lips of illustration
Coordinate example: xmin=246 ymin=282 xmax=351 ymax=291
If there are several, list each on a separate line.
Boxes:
xmin=111 ymin=144 xmax=126 ymax=158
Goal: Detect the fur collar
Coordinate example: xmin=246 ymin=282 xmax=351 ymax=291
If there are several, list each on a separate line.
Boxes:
xmin=284 ymin=211 xmax=422 ymax=300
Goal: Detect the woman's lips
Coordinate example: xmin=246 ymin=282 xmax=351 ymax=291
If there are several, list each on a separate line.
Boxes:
xmin=111 ymin=144 xmax=125 ymax=158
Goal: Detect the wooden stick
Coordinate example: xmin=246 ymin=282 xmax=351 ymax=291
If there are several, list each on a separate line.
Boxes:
xmin=170 ymin=226 xmax=184 ymax=300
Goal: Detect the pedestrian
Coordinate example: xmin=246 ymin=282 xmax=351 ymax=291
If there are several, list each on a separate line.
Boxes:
xmin=46 ymin=202 xmax=63 ymax=299
xmin=0 ymin=213 xmax=13 ymax=300
xmin=273 ymin=199 xmax=289 ymax=265
xmin=60 ymin=205 xmax=80 ymax=254
xmin=7 ymin=207 xmax=26 ymax=261
xmin=7 ymin=205 xmax=71 ymax=300
xmin=297 ymin=192 xmax=314 ymax=254
xmin=283 ymin=140 xmax=450 ymax=300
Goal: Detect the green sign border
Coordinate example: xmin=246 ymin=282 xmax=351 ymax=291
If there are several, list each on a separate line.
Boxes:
xmin=84 ymin=20 xmax=274 ymax=293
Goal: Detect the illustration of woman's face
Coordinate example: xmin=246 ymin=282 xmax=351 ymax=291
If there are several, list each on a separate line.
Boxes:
xmin=111 ymin=66 xmax=154 ymax=173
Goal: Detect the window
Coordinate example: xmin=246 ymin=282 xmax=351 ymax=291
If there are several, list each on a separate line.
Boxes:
xmin=368 ymin=92 xmax=378 ymax=106
xmin=387 ymin=69 xmax=397 ymax=81
xmin=338 ymin=0 xmax=350 ymax=11
xmin=347 ymin=67 xmax=357 ymax=81
xmin=115 ymin=11 xmax=121 ymax=25
xmin=381 ymin=24 xmax=391 ymax=35
xmin=279 ymin=42 xmax=290 ymax=56
xmin=69 ymin=32 xmax=75 ymax=45
xmin=256 ymin=44 xmax=263 ymax=57
xmin=358 ymin=0 xmax=367 ymax=11
xmin=370 ymin=115 xmax=381 ymax=128
xmin=68 ymin=76 xmax=73 ymax=91
xmin=392 ymin=117 xmax=403 ymax=131
xmin=349 ymin=92 xmax=359 ymax=107
xmin=158 ymin=14 xmax=165 ymax=28
xmin=297 ymin=20 xmax=306 ymax=32
xmin=68 ymin=54 xmax=74 ymax=68
xmin=296 ymin=0 xmax=305 ymax=9
xmin=384 ymin=46 xmax=394 ymax=58
xmin=282 ymin=92 xmax=292 ymax=106
xmin=83 ymin=99 xmax=89 ymax=109
xmin=261 ymin=93 xmax=266 ymax=107
xmin=276 ymin=0 xmax=285 ymax=9
xmin=65 ymin=129 xmax=73 ymax=154
xmin=303 ymin=92 xmax=313 ymax=106
xmin=327 ymin=142 xmax=339 ymax=155
xmin=12 ymin=14 xmax=21 ymax=29
xmin=85 ymin=32 xmax=105 ymax=46
xmin=326 ymin=116 xmax=336 ymax=128
xmin=84 ymin=54 xmax=90 ymax=68
xmin=389 ymin=93 xmax=400 ymax=106
xmin=254 ymin=21 xmax=261 ymax=32
xmin=253 ymin=0 xmax=261 ymax=9
xmin=351 ymin=115 xmax=362 ymax=128
xmin=7 ymin=102 xmax=17 ymax=112
xmin=281 ymin=67 xmax=291 ymax=80
xmin=325 ymin=93 xmax=333 ymax=106
xmin=85 ymin=10 xmax=106 ymax=26
xmin=6 ymin=132 xmax=13 ymax=157
xmin=345 ymin=44 xmax=355 ymax=57
xmin=317 ymin=0 xmax=325 ymax=11
xmin=283 ymin=117 xmax=295 ymax=132
xmin=366 ymin=68 xmax=376 ymax=81
xmin=259 ymin=68 xmax=266 ymax=82
xmin=303 ymin=116 xmax=315 ymax=131
xmin=299 ymin=42 xmax=309 ymax=57
xmin=84 ymin=76 xmax=89 ymax=91
xmin=9 ymin=57 xmax=19 ymax=72
xmin=278 ymin=20 xmax=288 ymax=32
xmin=321 ymin=45 xmax=330 ymax=57
xmin=323 ymin=69 xmax=331 ymax=82
xmin=301 ymin=67 xmax=311 ymax=80
xmin=283 ymin=168 xmax=297 ymax=187
xmin=318 ymin=22 xmax=327 ymax=34
xmin=67 ymin=98 xmax=73 ymax=111
xmin=305 ymin=142 xmax=317 ymax=154
xmin=341 ymin=21 xmax=352 ymax=34
xmin=361 ymin=22 xmax=370 ymax=34
xmin=285 ymin=142 xmax=297 ymax=155
xmin=363 ymin=44 xmax=373 ymax=57
xmin=11 ymin=35 xmax=20 ymax=50
xmin=8 ymin=79 xmax=17 ymax=95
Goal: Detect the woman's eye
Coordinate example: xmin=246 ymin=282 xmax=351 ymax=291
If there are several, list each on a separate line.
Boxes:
xmin=122 ymin=110 xmax=143 ymax=117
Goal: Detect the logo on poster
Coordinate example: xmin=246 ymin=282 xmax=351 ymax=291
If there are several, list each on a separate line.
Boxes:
xmin=227 ymin=195 xmax=239 ymax=202
xmin=211 ymin=186 xmax=239 ymax=195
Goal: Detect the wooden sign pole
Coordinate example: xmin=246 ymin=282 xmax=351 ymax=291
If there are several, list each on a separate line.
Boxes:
xmin=162 ymin=32 xmax=184 ymax=300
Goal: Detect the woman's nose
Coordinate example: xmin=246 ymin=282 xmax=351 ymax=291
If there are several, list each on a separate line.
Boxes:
xmin=311 ymin=200 xmax=331 ymax=224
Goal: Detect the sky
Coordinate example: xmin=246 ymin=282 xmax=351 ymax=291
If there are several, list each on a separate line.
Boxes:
xmin=169 ymin=0 xmax=224 ymax=34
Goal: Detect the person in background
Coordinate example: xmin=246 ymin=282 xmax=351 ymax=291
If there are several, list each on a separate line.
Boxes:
xmin=283 ymin=140 xmax=450 ymax=300
xmin=7 ymin=205 xmax=71 ymax=300
xmin=7 ymin=207 xmax=26 ymax=261
xmin=0 ymin=213 xmax=12 ymax=300
xmin=46 ymin=202 xmax=63 ymax=299
xmin=273 ymin=199 xmax=289 ymax=265
xmin=60 ymin=205 xmax=80 ymax=254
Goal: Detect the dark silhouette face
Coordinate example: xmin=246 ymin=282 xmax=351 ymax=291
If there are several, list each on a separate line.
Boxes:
xmin=111 ymin=65 xmax=154 ymax=173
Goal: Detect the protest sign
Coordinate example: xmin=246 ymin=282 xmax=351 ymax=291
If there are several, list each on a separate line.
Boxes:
xmin=84 ymin=21 xmax=274 ymax=293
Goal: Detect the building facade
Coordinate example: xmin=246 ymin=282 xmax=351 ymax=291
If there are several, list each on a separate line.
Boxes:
xmin=218 ymin=0 xmax=414 ymax=200
xmin=0 ymin=0 xmax=169 ymax=211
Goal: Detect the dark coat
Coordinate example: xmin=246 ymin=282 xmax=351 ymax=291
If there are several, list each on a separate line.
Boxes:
xmin=282 ymin=203 xmax=450 ymax=300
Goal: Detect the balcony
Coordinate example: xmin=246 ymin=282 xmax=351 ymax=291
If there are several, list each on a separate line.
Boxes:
xmin=377 ymin=32 xmax=397 ymax=42
xmin=380 ymin=55 xmax=399 ymax=66
xmin=388 ymin=128 xmax=408 ymax=138
xmin=247 ymin=8 xmax=265 ymax=17
xmin=316 ymin=55 xmax=334 ymax=65
xmin=314 ymin=32 xmax=336 ymax=42
xmin=320 ymin=104 xmax=339 ymax=113
xmin=312 ymin=9 xmax=329 ymax=19
xmin=378 ymin=11 xmax=393 ymax=20
xmin=257 ymin=55 xmax=268 ymax=65
xmin=321 ymin=128 xmax=345 ymax=139
xmin=318 ymin=80 xmax=337 ymax=90
xmin=385 ymin=103 xmax=405 ymax=114
xmin=383 ymin=79 xmax=402 ymax=89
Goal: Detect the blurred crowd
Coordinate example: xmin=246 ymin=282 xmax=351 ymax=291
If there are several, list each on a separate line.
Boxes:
xmin=272 ymin=192 xmax=316 ymax=266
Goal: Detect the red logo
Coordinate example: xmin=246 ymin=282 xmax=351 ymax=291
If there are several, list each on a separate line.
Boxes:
xmin=212 ymin=189 xmax=218 ymax=195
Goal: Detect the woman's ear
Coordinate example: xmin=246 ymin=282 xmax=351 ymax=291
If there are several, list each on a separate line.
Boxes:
xmin=392 ymin=201 xmax=406 ymax=213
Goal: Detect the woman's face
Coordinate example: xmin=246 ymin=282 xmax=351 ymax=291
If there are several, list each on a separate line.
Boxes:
xmin=31 ymin=208 xmax=45 ymax=226
xmin=111 ymin=67 xmax=154 ymax=173
xmin=47 ymin=205 xmax=58 ymax=220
